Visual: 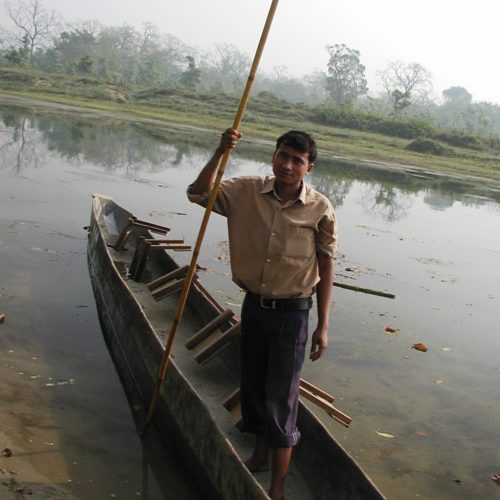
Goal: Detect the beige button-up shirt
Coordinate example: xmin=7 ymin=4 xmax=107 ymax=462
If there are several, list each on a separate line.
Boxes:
xmin=188 ymin=175 xmax=337 ymax=299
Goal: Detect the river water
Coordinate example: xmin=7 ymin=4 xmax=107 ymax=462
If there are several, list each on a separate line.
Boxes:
xmin=0 ymin=106 xmax=499 ymax=499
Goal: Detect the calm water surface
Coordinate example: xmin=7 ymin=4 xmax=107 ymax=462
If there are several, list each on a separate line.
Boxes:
xmin=0 ymin=107 xmax=499 ymax=499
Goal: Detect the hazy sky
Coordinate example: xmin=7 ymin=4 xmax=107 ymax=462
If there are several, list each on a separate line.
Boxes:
xmin=12 ymin=0 xmax=500 ymax=104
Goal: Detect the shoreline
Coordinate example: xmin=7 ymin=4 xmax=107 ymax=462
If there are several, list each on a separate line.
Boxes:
xmin=1 ymin=91 xmax=499 ymax=191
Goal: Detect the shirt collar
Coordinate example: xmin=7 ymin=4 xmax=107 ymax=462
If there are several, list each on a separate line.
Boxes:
xmin=261 ymin=177 xmax=306 ymax=204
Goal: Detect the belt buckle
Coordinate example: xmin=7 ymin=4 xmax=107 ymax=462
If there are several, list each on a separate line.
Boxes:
xmin=260 ymin=296 xmax=276 ymax=310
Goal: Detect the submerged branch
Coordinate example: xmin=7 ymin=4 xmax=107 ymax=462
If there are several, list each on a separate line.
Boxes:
xmin=333 ymin=281 xmax=396 ymax=299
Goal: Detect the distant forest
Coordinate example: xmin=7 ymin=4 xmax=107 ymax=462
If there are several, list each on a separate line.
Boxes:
xmin=1 ymin=0 xmax=500 ymax=138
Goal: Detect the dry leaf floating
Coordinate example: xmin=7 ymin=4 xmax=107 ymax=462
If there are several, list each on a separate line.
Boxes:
xmin=412 ymin=343 xmax=428 ymax=352
xmin=384 ymin=326 xmax=399 ymax=334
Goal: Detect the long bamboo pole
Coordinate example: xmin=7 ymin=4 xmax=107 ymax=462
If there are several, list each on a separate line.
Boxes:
xmin=143 ymin=0 xmax=280 ymax=430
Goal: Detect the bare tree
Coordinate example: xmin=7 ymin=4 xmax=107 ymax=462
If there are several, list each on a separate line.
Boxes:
xmin=378 ymin=61 xmax=433 ymax=113
xmin=5 ymin=0 xmax=61 ymax=61
xmin=210 ymin=43 xmax=251 ymax=90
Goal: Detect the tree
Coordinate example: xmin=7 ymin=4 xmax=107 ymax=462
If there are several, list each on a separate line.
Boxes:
xmin=207 ymin=43 xmax=251 ymax=92
xmin=442 ymin=86 xmax=472 ymax=106
xmin=179 ymin=55 xmax=201 ymax=88
xmin=390 ymin=89 xmax=412 ymax=114
xmin=4 ymin=34 xmax=29 ymax=65
xmin=379 ymin=61 xmax=433 ymax=114
xmin=325 ymin=44 xmax=368 ymax=106
xmin=5 ymin=0 xmax=61 ymax=62
xmin=303 ymin=71 xmax=328 ymax=104
xmin=75 ymin=54 xmax=94 ymax=75
xmin=52 ymin=29 xmax=96 ymax=70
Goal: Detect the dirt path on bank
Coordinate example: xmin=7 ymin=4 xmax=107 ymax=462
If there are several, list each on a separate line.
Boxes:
xmin=0 ymin=92 xmax=215 ymax=134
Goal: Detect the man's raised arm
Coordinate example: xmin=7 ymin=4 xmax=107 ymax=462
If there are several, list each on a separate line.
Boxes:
xmin=189 ymin=128 xmax=242 ymax=194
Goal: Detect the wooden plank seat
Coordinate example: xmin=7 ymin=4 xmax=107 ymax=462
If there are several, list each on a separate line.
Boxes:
xmin=113 ymin=216 xmax=171 ymax=251
xmin=184 ymin=309 xmax=241 ymax=364
xmin=222 ymin=381 xmax=352 ymax=428
xmin=129 ymin=238 xmax=191 ymax=280
xmin=146 ymin=265 xmax=200 ymax=301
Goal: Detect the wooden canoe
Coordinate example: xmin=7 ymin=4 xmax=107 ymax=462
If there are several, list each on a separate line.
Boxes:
xmin=87 ymin=193 xmax=386 ymax=500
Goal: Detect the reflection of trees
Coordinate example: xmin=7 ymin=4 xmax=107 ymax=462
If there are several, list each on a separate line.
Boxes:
xmin=316 ymin=156 xmax=500 ymax=209
xmin=2 ymin=107 xmax=500 ymax=215
xmin=361 ymin=184 xmax=413 ymax=222
xmin=36 ymin=117 xmax=171 ymax=173
xmin=423 ymin=191 xmax=454 ymax=210
xmin=0 ymin=113 xmax=45 ymax=173
xmin=1 ymin=108 xmax=210 ymax=175
xmin=309 ymin=173 xmax=353 ymax=208
xmin=311 ymin=160 xmax=414 ymax=221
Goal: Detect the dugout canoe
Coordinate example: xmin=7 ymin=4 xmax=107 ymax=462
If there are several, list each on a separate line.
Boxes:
xmin=87 ymin=193 xmax=386 ymax=500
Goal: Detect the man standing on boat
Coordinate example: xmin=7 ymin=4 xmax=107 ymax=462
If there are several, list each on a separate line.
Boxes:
xmin=188 ymin=128 xmax=336 ymax=500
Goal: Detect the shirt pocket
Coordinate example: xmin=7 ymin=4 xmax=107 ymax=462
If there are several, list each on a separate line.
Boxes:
xmin=284 ymin=226 xmax=315 ymax=258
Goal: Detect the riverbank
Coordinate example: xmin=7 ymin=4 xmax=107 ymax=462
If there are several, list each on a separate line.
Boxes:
xmin=1 ymin=90 xmax=500 ymax=186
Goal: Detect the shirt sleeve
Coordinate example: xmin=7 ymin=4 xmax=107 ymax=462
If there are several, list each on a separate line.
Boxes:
xmin=186 ymin=184 xmax=210 ymax=205
xmin=316 ymin=202 xmax=337 ymax=258
xmin=186 ymin=178 xmax=241 ymax=217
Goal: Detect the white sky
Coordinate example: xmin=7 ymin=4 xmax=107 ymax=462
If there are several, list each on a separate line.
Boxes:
xmin=11 ymin=0 xmax=500 ymax=104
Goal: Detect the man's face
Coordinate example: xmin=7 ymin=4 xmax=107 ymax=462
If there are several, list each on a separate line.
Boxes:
xmin=272 ymin=144 xmax=313 ymax=186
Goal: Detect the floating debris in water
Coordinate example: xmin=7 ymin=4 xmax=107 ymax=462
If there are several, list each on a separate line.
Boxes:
xmin=2 ymin=448 xmax=12 ymax=457
xmin=0 ymin=314 xmax=5 ymax=323
xmin=384 ymin=326 xmax=399 ymax=334
xmin=375 ymin=430 xmax=396 ymax=438
xmin=412 ymin=343 xmax=428 ymax=352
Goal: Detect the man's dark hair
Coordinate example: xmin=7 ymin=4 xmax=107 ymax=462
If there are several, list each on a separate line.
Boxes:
xmin=276 ymin=130 xmax=317 ymax=163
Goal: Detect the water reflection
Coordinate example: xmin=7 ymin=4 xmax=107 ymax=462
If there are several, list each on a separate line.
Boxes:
xmin=2 ymin=105 xmax=500 ymax=218
xmin=0 ymin=112 xmax=45 ymax=173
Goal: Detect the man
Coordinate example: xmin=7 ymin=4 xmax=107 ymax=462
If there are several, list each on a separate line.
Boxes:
xmin=188 ymin=128 xmax=337 ymax=500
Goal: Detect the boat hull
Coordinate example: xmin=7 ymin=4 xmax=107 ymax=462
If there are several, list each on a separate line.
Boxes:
xmin=87 ymin=194 xmax=385 ymax=500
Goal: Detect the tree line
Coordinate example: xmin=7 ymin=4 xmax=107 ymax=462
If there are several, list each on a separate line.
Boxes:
xmin=1 ymin=0 xmax=500 ymax=139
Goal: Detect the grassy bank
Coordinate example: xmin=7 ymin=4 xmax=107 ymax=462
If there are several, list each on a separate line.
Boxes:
xmin=1 ymin=65 xmax=500 ymax=184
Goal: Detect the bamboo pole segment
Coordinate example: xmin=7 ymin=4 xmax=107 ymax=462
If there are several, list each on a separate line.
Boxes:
xmin=143 ymin=0 xmax=280 ymax=430
xmin=333 ymin=281 xmax=396 ymax=299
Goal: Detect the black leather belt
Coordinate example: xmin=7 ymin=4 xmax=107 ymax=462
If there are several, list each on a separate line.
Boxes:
xmin=246 ymin=292 xmax=313 ymax=311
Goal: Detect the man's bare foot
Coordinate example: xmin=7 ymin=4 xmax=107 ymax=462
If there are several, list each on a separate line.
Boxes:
xmin=244 ymin=456 xmax=270 ymax=472
xmin=268 ymin=487 xmax=285 ymax=500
